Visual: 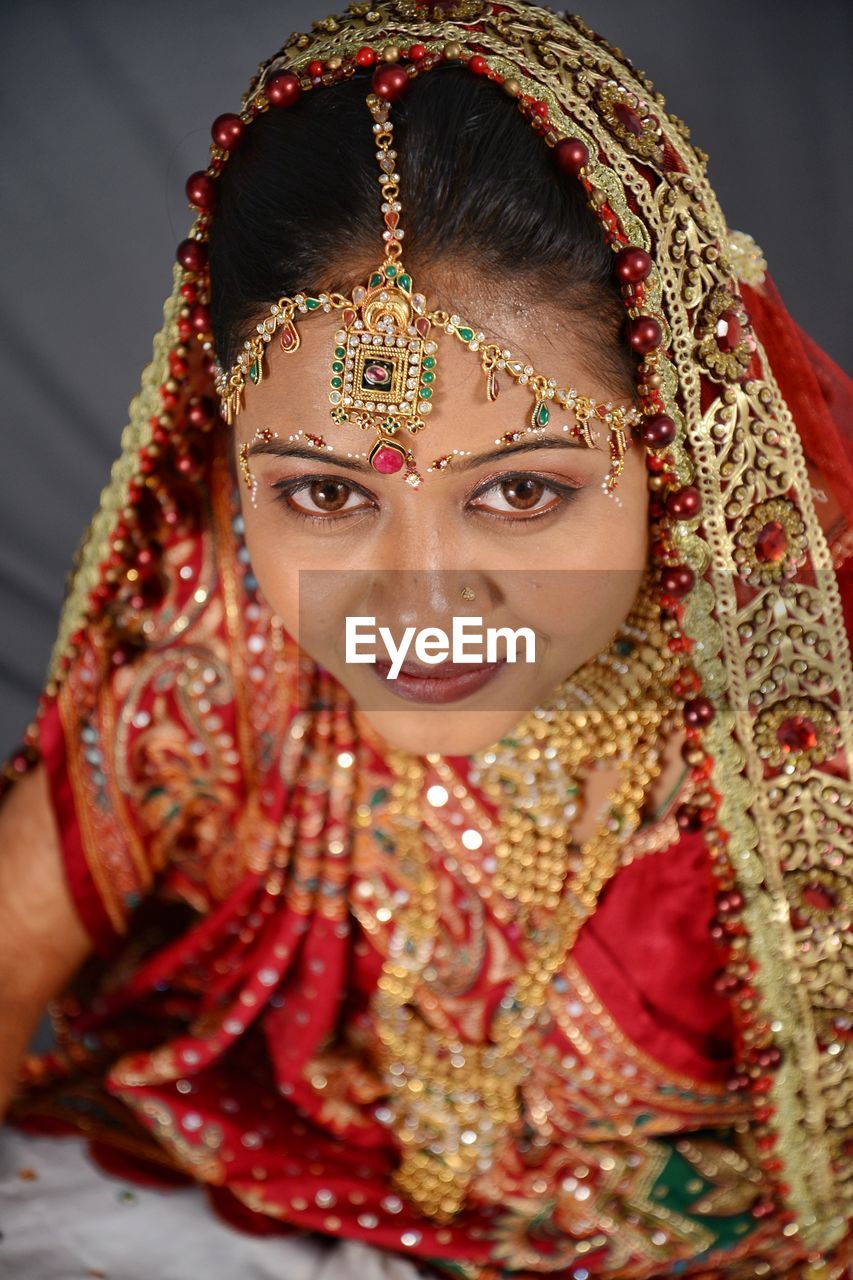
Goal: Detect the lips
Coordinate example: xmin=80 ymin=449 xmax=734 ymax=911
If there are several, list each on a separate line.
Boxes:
xmin=371 ymin=657 xmax=506 ymax=705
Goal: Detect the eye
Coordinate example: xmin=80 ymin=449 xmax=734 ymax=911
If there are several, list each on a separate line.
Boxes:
xmin=469 ymin=472 xmax=581 ymax=520
xmin=272 ymin=475 xmax=374 ymax=519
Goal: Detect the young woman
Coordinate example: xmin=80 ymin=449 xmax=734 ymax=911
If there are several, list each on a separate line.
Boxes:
xmin=0 ymin=2 xmax=850 ymax=1276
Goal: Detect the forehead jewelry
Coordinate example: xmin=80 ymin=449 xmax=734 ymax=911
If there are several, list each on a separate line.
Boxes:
xmin=215 ymin=92 xmax=641 ymax=492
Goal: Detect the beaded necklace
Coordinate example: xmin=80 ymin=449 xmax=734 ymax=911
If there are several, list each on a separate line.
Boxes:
xmin=370 ymin=573 xmax=678 ymax=1221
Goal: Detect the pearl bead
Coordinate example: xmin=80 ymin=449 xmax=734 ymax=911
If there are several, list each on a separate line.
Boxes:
xmin=641 ymin=414 xmax=675 ymax=448
xmin=660 ymin=565 xmax=695 ymax=597
xmin=553 ymin=138 xmax=589 ymax=176
xmin=266 ymin=72 xmax=302 ymax=108
xmin=626 ymin=315 xmax=662 ymax=354
xmin=614 ymin=247 xmax=652 ymax=284
xmin=443 ymin=42 xmax=463 ymax=60
xmin=683 ymin=696 xmax=715 ymax=728
xmin=372 ymin=64 xmax=409 ymax=102
xmin=176 ymin=239 xmax=207 ymax=272
xmin=211 ymin=112 xmax=244 ymax=151
xmin=666 ymin=486 xmax=702 ymax=519
xmin=185 ymin=171 xmax=216 ymax=210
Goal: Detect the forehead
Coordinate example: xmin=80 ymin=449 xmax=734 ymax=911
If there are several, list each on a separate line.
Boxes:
xmin=236 ymin=288 xmax=628 ymax=457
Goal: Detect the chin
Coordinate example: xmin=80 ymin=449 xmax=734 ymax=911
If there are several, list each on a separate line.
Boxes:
xmin=355 ymin=706 xmax=524 ymax=758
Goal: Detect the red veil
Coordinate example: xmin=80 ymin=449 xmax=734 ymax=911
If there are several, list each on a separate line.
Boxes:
xmin=2 ymin=4 xmax=851 ymax=1277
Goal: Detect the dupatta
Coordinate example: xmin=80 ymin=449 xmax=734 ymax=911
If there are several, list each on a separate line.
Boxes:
xmin=3 ymin=3 xmax=851 ymax=1276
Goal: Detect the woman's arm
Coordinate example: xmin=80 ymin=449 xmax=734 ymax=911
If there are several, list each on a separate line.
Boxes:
xmin=0 ymin=764 xmax=93 ymax=1120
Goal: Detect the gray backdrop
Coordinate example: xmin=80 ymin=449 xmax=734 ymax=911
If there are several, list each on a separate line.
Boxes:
xmin=2 ymin=1 xmax=851 ymax=754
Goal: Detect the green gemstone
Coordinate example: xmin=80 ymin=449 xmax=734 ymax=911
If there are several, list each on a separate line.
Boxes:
xmin=335 ymin=346 xmax=346 ymax=358
xmin=330 ymin=376 xmax=342 ymax=389
xmin=248 ymin=360 xmax=261 ymax=384
xmin=385 ymin=264 xmax=397 ymax=277
xmin=369 ymin=273 xmax=383 ymax=288
xmin=457 ymin=326 xmax=474 ymax=342
xmin=305 ymin=298 xmax=321 ymax=310
xmin=421 ymin=371 xmax=434 ymax=384
xmin=399 ymin=273 xmax=411 ymax=291
xmin=533 ymin=401 xmax=550 ymax=428
xmin=331 ymin=361 xmax=344 ymax=373
xmin=418 ymin=387 xmax=432 ymax=399
xmin=423 ymin=356 xmax=436 ymax=369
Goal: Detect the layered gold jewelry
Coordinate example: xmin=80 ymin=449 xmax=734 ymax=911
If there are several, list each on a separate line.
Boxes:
xmin=372 ymin=573 xmax=678 ymax=1221
xmin=214 ymin=92 xmax=642 ymax=491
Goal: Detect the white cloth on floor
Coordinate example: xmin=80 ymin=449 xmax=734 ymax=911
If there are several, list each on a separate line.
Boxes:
xmin=0 ymin=1126 xmax=430 ymax=1280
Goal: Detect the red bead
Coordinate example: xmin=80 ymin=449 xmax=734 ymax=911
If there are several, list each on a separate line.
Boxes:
xmin=660 ymin=565 xmax=695 ymax=597
xmin=187 ymin=397 xmax=217 ymax=429
xmin=667 ymin=485 xmax=702 ymax=519
xmin=684 ymin=696 xmax=715 ymax=728
xmin=626 ymin=315 xmax=662 ymax=354
xmin=185 ymin=171 xmax=216 ymax=210
xmin=372 ymin=64 xmax=409 ymax=102
xmin=675 ymin=804 xmax=704 ymax=833
xmin=266 ymin=71 xmax=302 ymax=108
xmin=355 ymin=46 xmax=377 ymax=66
xmin=553 ymin=138 xmax=589 ymax=176
xmin=532 ymin=99 xmax=549 ymax=118
xmin=407 ymin=43 xmax=427 ymax=62
xmin=189 ymin=305 xmax=211 ymax=333
xmin=176 ymin=239 xmax=208 ymax=273
xmin=211 ymin=112 xmax=244 ymax=150
xmin=641 ymin=413 xmax=676 ymax=449
xmin=307 ymin=60 xmax=325 ymax=79
xmin=468 ymin=54 xmax=489 ymax=75
xmin=614 ymin=246 xmax=652 ymax=284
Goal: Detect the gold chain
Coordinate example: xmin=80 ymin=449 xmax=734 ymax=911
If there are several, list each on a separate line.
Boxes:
xmin=370 ymin=575 xmax=678 ymax=1221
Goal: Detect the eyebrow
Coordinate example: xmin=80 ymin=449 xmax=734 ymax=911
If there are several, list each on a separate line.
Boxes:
xmin=246 ymin=432 xmax=603 ymax=475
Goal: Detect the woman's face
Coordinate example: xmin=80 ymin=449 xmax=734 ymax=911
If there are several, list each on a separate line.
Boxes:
xmin=234 ymin=278 xmax=649 ymax=756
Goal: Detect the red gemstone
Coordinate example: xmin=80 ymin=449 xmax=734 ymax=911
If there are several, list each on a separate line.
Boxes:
xmin=553 ymin=138 xmax=589 ymax=177
xmin=185 ymin=171 xmax=216 ymax=210
xmin=176 ymin=238 xmax=208 ymax=273
xmin=754 ymin=520 xmax=788 ymax=563
xmin=266 ymin=72 xmax=302 ymax=108
xmin=415 ymin=317 xmax=430 ymax=337
xmin=641 ymin=413 xmax=676 ymax=449
xmin=280 ymin=326 xmax=298 ymax=352
xmin=372 ymin=64 xmax=409 ymax=102
xmin=370 ymin=444 xmax=405 ymax=474
xmin=614 ymin=247 xmax=652 ymax=284
xmin=211 ymin=112 xmax=244 ymax=151
xmin=716 ymin=309 xmax=743 ymax=352
xmin=777 ymin=715 xmax=818 ymax=754
xmin=626 ymin=315 xmax=662 ymax=354
xmin=613 ymin=101 xmax=645 ymax=137
xmin=801 ymin=882 xmax=835 ymax=912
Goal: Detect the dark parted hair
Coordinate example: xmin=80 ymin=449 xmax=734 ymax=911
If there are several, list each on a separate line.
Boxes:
xmin=209 ymin=63 xmax=634 ymax=387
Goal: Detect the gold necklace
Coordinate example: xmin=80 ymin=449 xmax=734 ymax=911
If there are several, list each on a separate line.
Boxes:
xmin=371 ymin=573 xmax=677 ymax=1223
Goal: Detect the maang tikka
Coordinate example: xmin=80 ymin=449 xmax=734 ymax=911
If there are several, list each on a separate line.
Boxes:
xmin=215 ymin=87 xmax=642 ymax=491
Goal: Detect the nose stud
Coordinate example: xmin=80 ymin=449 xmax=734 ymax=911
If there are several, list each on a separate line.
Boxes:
xmin=460 ymin=585 xmax=475 ymax=601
